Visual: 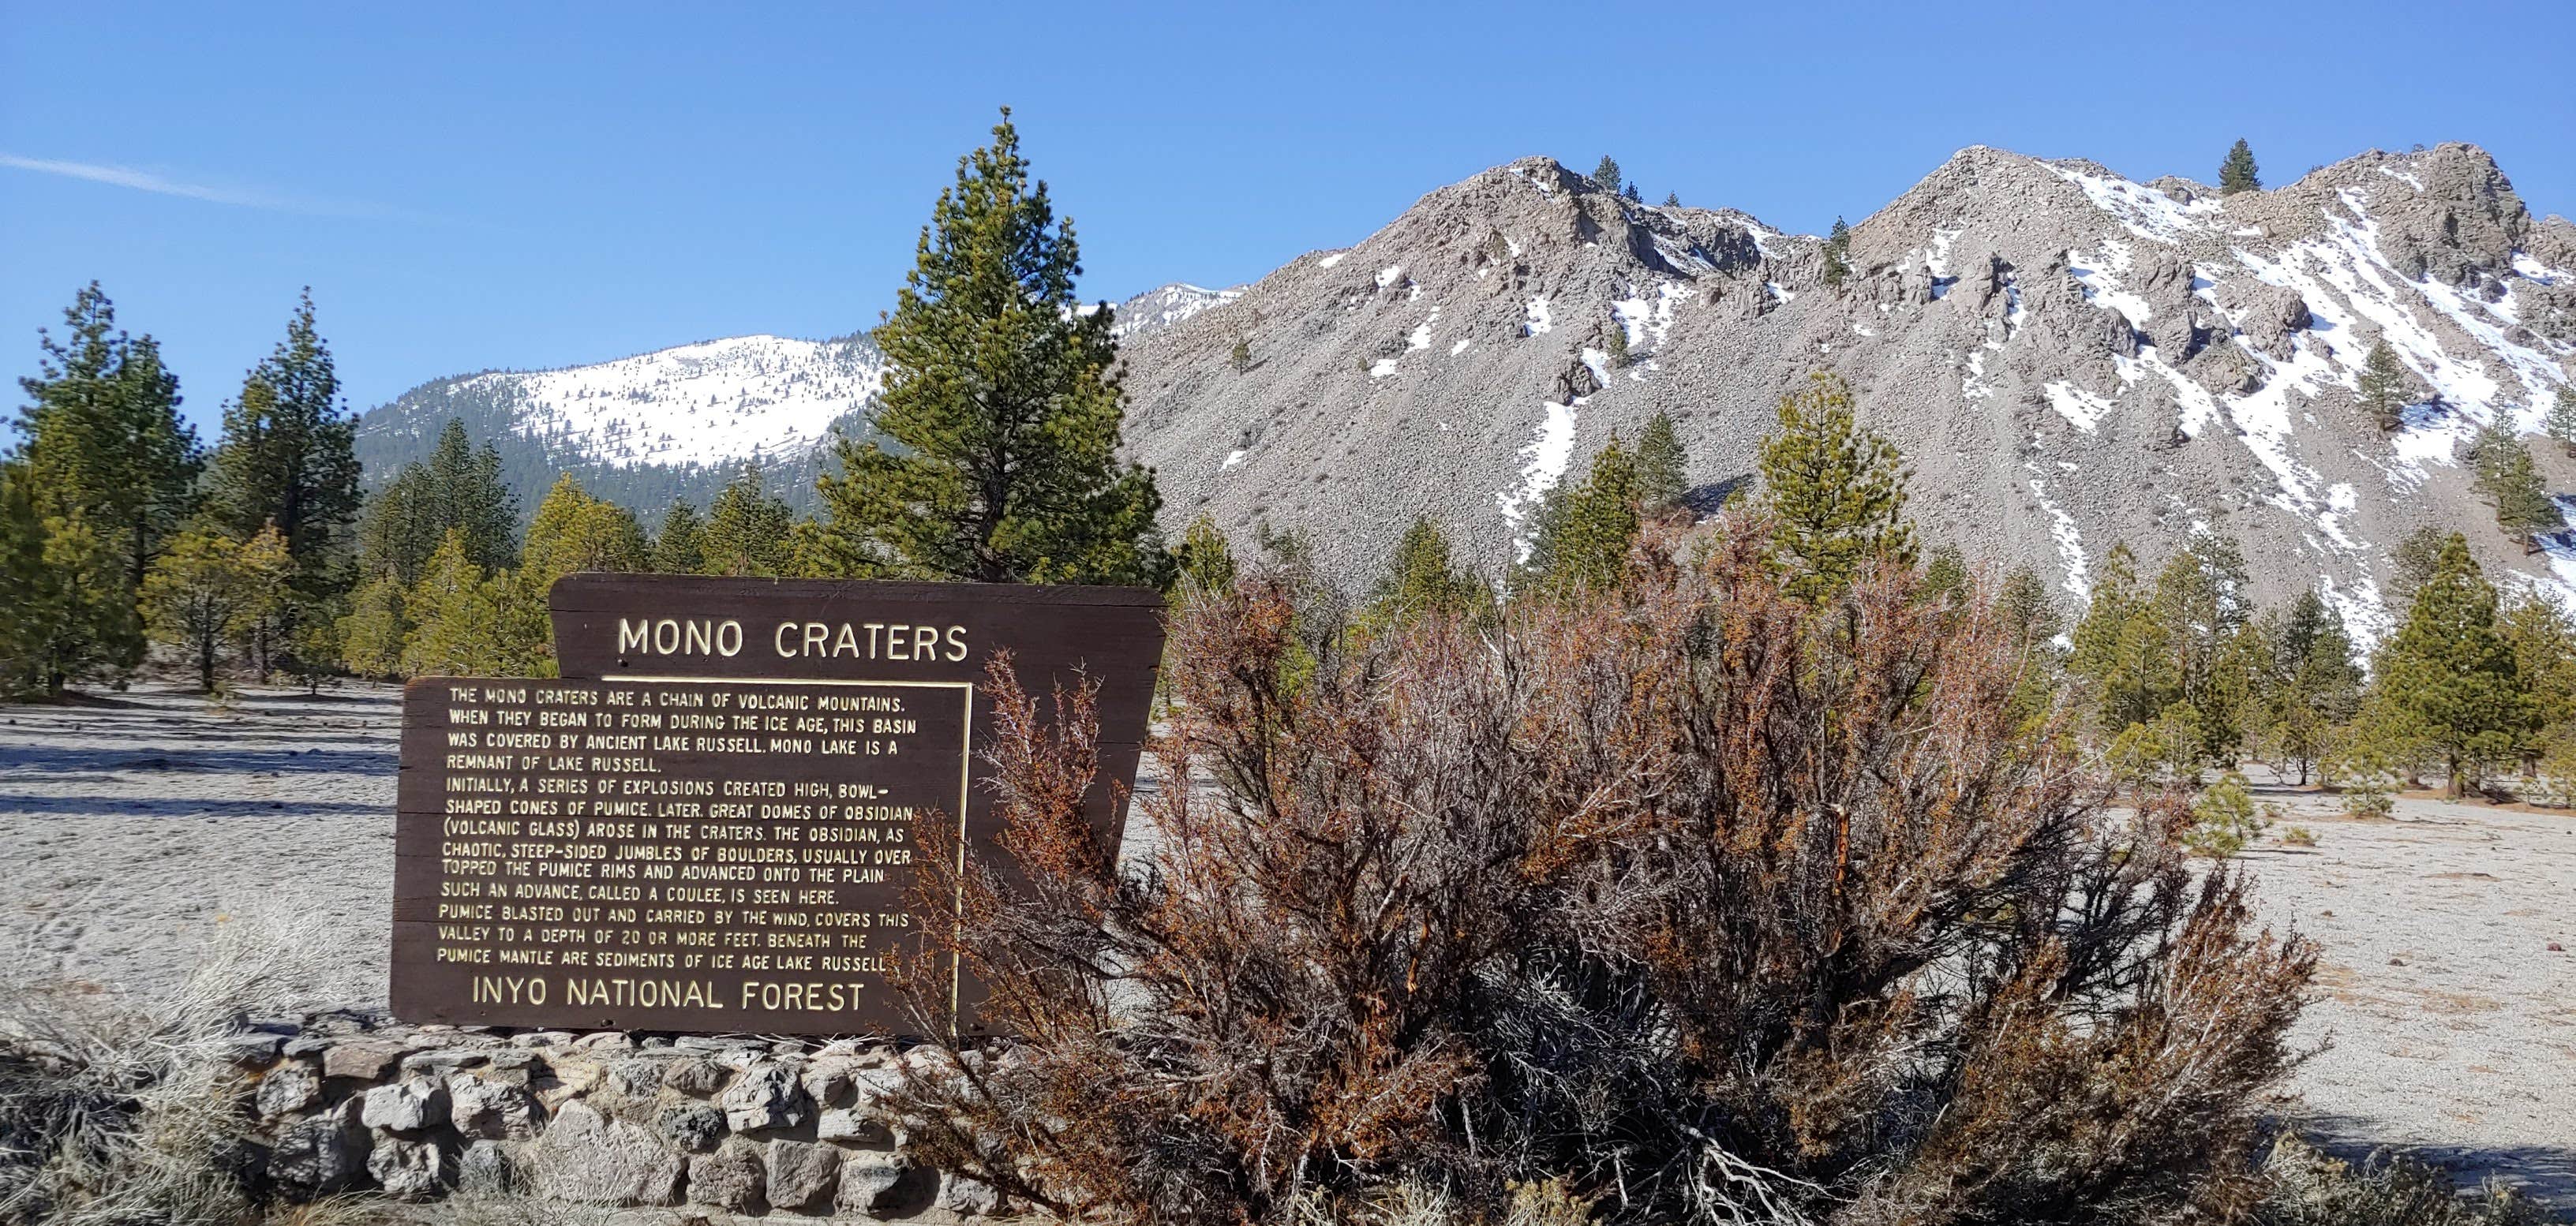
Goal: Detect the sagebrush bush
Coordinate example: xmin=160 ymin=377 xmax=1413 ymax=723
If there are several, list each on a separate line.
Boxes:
xmin=2256 ymin=1134 xmax=2548 ymax=1226
xmin=883 ymin=517 xmax=2319 ymax=1226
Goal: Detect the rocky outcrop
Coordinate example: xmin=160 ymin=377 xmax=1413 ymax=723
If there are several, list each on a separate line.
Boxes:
xmin=216 ymin=1015 xmax=987 ymax=1220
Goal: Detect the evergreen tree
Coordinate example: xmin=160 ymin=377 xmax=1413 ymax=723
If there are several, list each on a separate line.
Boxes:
xmin=653 ymin=499 xmax=709 ymax=574
xmin=811 ymin=111 xmax=1168 ymax=587
xmin=2470 ymin=428 xmax=2559 ymax=534
xmin=2548 ymin=384 xmax=2576 ymax=458
xmin=2219 ymin=139 xmax=2262 ymax=195
xmin=2264 ymin=589 xmax=2361 ymax=783
xmin=2375 ymin=533 xmax=2530 ymax=796
xmin=0 ymin=462 xmax=50 ymax=694
xmin=521 ymin=473 xmax=650 ymax=589
xmin=2387 ymin=523 xmax=2449 ymax=608
xmin=2069 ymin=543 xmax=2177 ymax=734
xmin=1923 ymin=543 xmax=1970 ymax=603
xmin=1621 ymin=181 xmax=1642 ymax=204
xmin=1591 ymin=155 xmax=1622 ymax=190
xmin=1822 ymin=216 xmax=1853 ymax=288
xmin=358 ymin=418 xmax=517 ymax=582
xmin=1228 ymin=335 xmax=1252 ymax=375
xmin=704 ymin=464 xmax=795 ymax=577
xmin=1530 ymin=439 xmax=1640 ymax=596
xmin=2356 ymin=340 xmax=2409 ymax=430
xmin=1175 ymin=515 xmax=1237 ymax=598
xmin=1631 ymin=411 xmax=1689 ymax=513
xmin=1661 ymin=191 xmax=1680 ymax=207
xmin=141 ymin=524 xmax=288 ymax=692
xmin=2499 ymin=592 xmax=2576 ymax=733
xmin=1369 ymin=515 xmax=1483 ymax=626
xmin=1994 ymin=564 xmax=2061 ymax=651
xmin=204 ymin=290 xmax=361 ymax=596
xmin=1752 ymin=372 xmax=1915 ymax=604
xmin=1602 ymin=317 xmax=1631 ymax=368
xmin=336 ymin=574 xmax=407 ymax=679
xmin=400 ymin=530 xmax=509 ymax=678
xmin=12 ymin=282 xmax=202 ymax=596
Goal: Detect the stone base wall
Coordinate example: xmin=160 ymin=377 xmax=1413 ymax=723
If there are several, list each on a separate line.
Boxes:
xmin=220 ymin=1012 xmax=1002 ymax=1220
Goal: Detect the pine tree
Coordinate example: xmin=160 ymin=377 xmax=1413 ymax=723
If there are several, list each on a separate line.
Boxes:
xmin=2265 ymin=589 xmax=2361 ymax=783
xmin=1369 ymin=515 xmax=1483 ymax=626
xmin=358 ymin=418 xmax=518 ymax=582
xmin=2470 ymin=428 xmax=2559 ymax=535
xmin=1591 ymin=155 xmax=1622 ymax=190
xmin=1621 ymin=181 xmax=1642 ymax=204
xmin=204 ymin=290 xmax=361 ymax=597
xmin=400 ymin=530 xmax=508 ymax=678
xmin=1602 ymin=318 xmax=1631 ymax=369
xmin=1994 ymin=564 xmax=2061 ymax=651
xmin=2548 ymin=384 xmax=2576 ymax=458
xmin=521 ymin=473 xmax=650 ymax=590
xmin=811 ymin=111 xmax=1168 ymax=587
xmin=0 ymin=462 xmax=51 ymax=694
xmin=704 ymin=465 xmax=795 ymax=577
xmin=1175 ymin=515 xmax=1237 ymax=598
xmin=2069 ymin=543 xmax=2179 ymax=734
xmin=1229 ymin=335 xmax=1252 ymax=375
xmin=1822 ymin=216 xmax=1853 ymax=288
xmin=1530 ymin=439 xmax=1640 ymax=596
xmin=2375 ymin=533 xmax=2530 ymax=796
xmin=2218 ymin=139 xmax=2262 ymax=195
xmin=2387 ymin=524 xmax=2448 ymax=608
xmin=140 ymin=524 xmax=288 ymax=691
xmin=2499 ymin=592 xmax=2576 ymax=733
xmin=1661 ymin=191 xmax=1680 ymax=207
xmin=653 ymin=499 xmax=709 ymax=574
xmin=1631 ymin=411 xmax=1689 ymax=513
xmin=1923 ymin=543 xmax=1970 ymax=602
xmin=336 ymin=574 xmax=407 ymax=679
xmin=12 ymin=283 xmax=202 ymax=596
xmin=1753 ymin=372 xmax=1915 ymax=604
xmin=2356 ymin=340 xmax=2409 ymax=430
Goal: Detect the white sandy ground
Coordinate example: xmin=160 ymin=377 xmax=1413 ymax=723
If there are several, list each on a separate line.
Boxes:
xmin=0 ymin=689 xmax=2567 ymax=1205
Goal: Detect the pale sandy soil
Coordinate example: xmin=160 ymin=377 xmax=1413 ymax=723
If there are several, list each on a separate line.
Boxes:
xmin=0 ymin=690 xmax=2567 ymax=1204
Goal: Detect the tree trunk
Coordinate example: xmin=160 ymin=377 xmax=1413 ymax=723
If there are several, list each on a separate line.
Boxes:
xmin=200 ymin=634 xmax=215 ymax=693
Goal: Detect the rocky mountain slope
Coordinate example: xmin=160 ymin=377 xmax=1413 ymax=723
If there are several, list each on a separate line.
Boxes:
xmin=353 ymin=144 xmax=2576 ymax=637
xmin=1124 ymin=143 xmax=2575 ymax=641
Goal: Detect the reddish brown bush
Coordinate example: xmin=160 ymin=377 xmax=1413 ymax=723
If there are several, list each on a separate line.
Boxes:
xmin=886 ymin=518 xmax=2315 ymax=1226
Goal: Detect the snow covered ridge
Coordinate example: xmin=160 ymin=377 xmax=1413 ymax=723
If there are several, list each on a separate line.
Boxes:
xmin=434 ymin=335 xmax=885 ymax=470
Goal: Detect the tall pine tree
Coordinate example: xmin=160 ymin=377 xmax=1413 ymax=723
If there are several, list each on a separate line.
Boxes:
xmin=2219 ymin=139 xmax=2261 ymax=195
xmin=358 ymin=418 xmax=519 ymax=582
xmin=1752 ymin=372 xmax=1915 ymax=604
xmin=1591 ymin=155 xmax=1622 ymax=190
xmin=704 ymin=464 xmax=795 ymax=577
xmin=2356 ymin=339 xmax=2409 ymax=430
xmin=2375 ymin=533 xmax=2529 ymax=796
xmin=12 ymin=283 xmax=201 ymax=596
xmin=1368 ymin=515 xmax=1483 ymax=626
xmin=1526 ymin=439 xmax=1640 ymax=596
xmin=1632 ymin=411 xmax=1689 ymax=513
xmin=811 ymin=111 xmax=1167 ymax=586
xmin=204 ymin=290 xmax=361 ymax=596
xmin=1822 ymin=217 xmax=1853 ymax=287
xmin=653 ymin=498 xmax=709 ymax=574
xmin=2549 ymin=384 xmax=2576 ymax=458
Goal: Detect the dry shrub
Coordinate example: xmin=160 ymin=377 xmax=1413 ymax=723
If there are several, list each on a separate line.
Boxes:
xmin=885 ymin=518 xmax=2318 ymax=1226
xmin=0 ymin=913 xmax=348 ymax=1226
xmin=2256 ymin=1134 xmax=2548 ymax=1226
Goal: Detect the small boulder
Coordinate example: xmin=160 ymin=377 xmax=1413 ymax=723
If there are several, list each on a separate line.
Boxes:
xmin=268 ymin=1116 xmax=368 ymax=1195
xmin=687 ymin=1141 xmax=767 ymax=1213
xmin=360 ymin=1076 xmax=447 ymax=1133
xmin=322 ymin=1041 xmax=404 ymax=1081
xmin=816 ymin=1107 xmax=890 ymax=1146
xmin=447 ymin=1075 xmax=538 ymax=1140
xmin=835 ymin=1152 xmax=911 ymax=1215
xmin=605 ymin=1058 xmax=665 ymax=1097
xmin=456 ymin=1139 xmax=526 ymax=1195
xmin=662 ymin=1056 xmax=725 ymax=1095
xmin=763 ymin=1139 xmax=841 ymax=1213
xmin=255 ymin=1063 xmax=321 ymax=1118
xmin=532 ymin=1101 xmax=683 ymax=1207
xmin=656 ymin=1101 xmax=727 ymax=1153
xmin=719 ymin=1063 xmax=810 ymax=1132
xmin=940 ymin=1172 xmax=1005 ymax=1216
xmin=367 ymin=1135 xmax=444 ymax=1198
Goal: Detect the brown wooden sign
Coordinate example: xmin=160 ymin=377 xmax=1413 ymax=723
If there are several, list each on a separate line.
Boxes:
xmin=392 ymin=574 xmax=1163 ymax=1035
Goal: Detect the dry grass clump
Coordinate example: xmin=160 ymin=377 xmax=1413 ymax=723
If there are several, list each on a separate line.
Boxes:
xmin=885 ymin=517 xmax=2320 ymax=1226
xmin=0 ymin=914 xmax=340 ymax=1226
xmin=2256 ymin=1134 xmax=2549 ymax=1226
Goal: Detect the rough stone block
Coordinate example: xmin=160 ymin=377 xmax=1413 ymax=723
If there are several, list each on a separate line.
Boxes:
xmin=448 ymin=1075 xmax=538 ymax=1140
xmin=360 ymin=1076 xmax=447 ymax=1133
xmin=940 ymin=1172 xmax=1004 ymax=1216
xmin=216 ymin=1033 xmax=284 ymax=1065
xmin=687 ymin=1141 xmax=766 ymax=1213
xmin=834 ymin=1152 xmax=909 ymax=1215
xmin=456 ymin=1139 xmax=525 ymax=1195
xmin=816 ymin=1107 xmax=891 ymax=1146
xmin=367 ymin=1135 xmax=444 ymax=1198
xmin=322 ymin=1041 xmax=403 ymax=1081
xmin=762 ymin=1139 xmax=841 ymax=1213
xmin=256 ymin=1063 xmax=320 ymax=1118
xmin=531 ymin=1101 xmax=683 ymax=1207
xmin=656 ymin=1101 xmax=727 ymax=1153
xmin=605 ymin=1058 xmax=665 ymax=1097
xmin=719 ymin=1063 xmax=809 ymax=1132
xmin=662 ymin=1056 xmax=724 ymax=1095
xmin=268 ymin=1116 xmax=367 ymax=1195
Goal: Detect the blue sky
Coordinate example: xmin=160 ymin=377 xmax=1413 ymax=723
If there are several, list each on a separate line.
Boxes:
xmin=5 ymin=1 xmax=2570 ymax=432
